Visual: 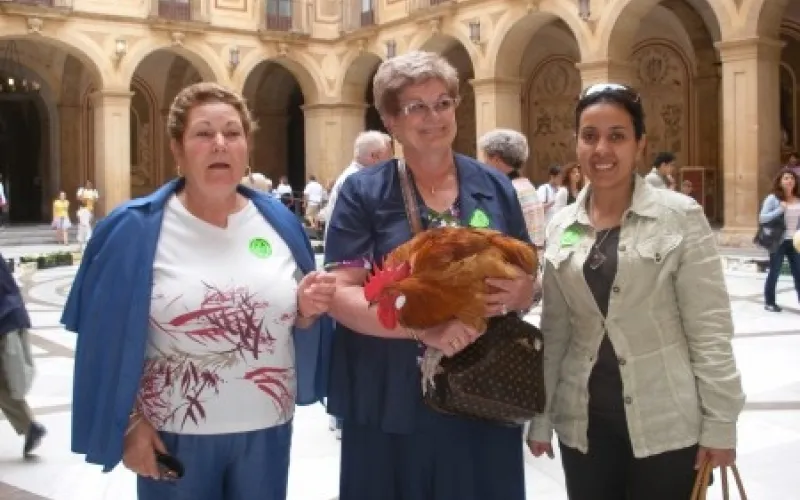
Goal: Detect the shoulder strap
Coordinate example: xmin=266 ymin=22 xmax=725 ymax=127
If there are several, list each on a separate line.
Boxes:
xmin=397 ymin=159 xmax=423 ymax=235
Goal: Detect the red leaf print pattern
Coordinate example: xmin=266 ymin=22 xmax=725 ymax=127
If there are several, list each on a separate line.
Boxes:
xmin=244 ymin=367 xmax=294 ymax=420
xmin=139 ymin=283 xmax=296 ymax=431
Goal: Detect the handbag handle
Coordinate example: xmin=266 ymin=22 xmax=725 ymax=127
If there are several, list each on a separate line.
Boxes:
xmin=398 ymin=159 xmax=423 ymax=236
xmin=689 ymin=460 xmax=748 ymax=500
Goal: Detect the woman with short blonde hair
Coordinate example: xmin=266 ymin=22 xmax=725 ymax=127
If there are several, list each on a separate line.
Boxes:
xmin=325 ymin=51 xmax=535 ymax=500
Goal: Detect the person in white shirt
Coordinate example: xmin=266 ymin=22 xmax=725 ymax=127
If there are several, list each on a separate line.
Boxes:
xmin=323 ymin=130 xmax=392 ymax=243
xmin=303 ymin=175 xmax=326 ymax=229
xmin=274 ymin=175 xmax=293 ymax=204
xmin=537 ymin=165 xmax=566 ymax=226
xmin=76 ymin=201 xmax=93 ymax=252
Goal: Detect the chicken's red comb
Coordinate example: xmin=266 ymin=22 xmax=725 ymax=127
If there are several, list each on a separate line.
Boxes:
xmin=364 ymin=260 xmax=410 ymax=302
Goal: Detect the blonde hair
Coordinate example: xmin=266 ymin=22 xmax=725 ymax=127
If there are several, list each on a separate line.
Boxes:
xmin=167 ymin=82 xmax=256 ymax=142
xmin=372 ymin=51 xmax=459 ymax=117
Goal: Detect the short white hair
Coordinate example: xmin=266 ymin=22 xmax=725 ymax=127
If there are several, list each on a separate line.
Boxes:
xmin=478 ymin=128 xmax=529 ymax=169
xmin=353 ymin=130 xmax=391 ymax=163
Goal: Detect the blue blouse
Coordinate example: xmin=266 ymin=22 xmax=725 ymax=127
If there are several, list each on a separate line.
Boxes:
xmin=323 ymin=154 xmax=531 ymax=433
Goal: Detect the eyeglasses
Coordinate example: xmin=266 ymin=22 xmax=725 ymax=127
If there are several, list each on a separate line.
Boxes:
xmin=400 ymin=95 xmax=460 ymax=117
xmin=580 ymin=83 xmax=640 ymax=103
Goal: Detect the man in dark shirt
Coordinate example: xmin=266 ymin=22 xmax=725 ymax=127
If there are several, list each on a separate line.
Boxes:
xmin=0 ymin=254 xmax=46 ymax=457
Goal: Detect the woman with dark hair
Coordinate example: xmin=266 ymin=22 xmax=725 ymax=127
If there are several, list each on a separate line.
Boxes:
xmin=527 ymin=83 xmax=745 ymax=499
xmin=759 ymin=168 xmax=800 ymax=312
xmin=557 ymin=162 xmax=583 ymax=205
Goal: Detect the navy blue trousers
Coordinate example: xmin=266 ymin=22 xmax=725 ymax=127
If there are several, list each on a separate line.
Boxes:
xmin=137 ymin=421 xmax=292 ymax=500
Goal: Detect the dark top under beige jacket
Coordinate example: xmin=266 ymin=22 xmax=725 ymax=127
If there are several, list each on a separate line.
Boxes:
xmin=528 ymin=176 xmax=746 ymax=458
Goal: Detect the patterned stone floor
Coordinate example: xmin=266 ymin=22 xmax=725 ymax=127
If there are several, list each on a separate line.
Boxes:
xmin=0 ymin=247 xmax=798 ymax=499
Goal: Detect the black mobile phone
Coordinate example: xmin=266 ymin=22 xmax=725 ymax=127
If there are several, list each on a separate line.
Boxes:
xmin=155 ymin=451 xmax=185 ymax=480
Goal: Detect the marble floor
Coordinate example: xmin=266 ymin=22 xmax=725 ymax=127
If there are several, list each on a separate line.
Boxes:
xmin=0 ymin=255 xmax=798 ymax=499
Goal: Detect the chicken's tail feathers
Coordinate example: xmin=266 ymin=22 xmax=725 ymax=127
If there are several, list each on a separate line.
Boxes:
xmin=488 ymin=233 xmax=539 ymax=274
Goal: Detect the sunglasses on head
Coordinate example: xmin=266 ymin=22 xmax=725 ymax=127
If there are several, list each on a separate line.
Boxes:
xmin=580 ymin=83 xmax=641 ymax=103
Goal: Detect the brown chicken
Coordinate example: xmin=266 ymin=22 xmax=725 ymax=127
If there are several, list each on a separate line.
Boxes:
xmin=364 ymin=226 xmax=538 ymax=333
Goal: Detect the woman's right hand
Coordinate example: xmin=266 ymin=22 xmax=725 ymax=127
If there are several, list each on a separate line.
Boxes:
xmin=422 ymin=319 xmax=481 ymax=357
xmin=122 ymin=417 xmax=168 ymax=479
xmin=527 ymin=440 xmax=555 ymax=459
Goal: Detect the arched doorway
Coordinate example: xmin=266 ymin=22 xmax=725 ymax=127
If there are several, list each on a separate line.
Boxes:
xmin=493 ymin=12 xmax=582 ymax=183
xmin=127 ymin=50 xmax=204 ymax=198
xmin=606 ymin=0 xmax=724 ymax=221
xmin=243 ymin=61 xmax=306 ymax=194
xmin=0 ymin=39 xmax=99 ymax=223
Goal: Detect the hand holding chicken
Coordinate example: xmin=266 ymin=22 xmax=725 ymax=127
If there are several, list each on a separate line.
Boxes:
xmin=363 ymin=226 xmax=538 ymax=393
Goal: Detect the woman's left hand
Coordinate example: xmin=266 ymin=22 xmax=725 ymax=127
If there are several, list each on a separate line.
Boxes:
xmin=485 ymin=267 xmax=538 ymax=317
xmin=297 ymin=271 xmax=337 ymax=319
xmin=695 ymin=446 xmax=736 ymax=469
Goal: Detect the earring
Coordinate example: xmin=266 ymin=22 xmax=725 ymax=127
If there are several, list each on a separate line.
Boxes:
xmin=245 ymin=165 xmax=252 ymax=177
xmin=176 ymin=165 xmax=182 ymax=177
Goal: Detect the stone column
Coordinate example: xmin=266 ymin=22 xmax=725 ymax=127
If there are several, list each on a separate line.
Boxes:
xmin=302 ymin=103 xmax=366 ymax=183
xmin=58 ymin=104 xmax=83 ymax=210
xmin=715 ymin=37 xmax=783 ymax=244
xmin=575 ymin=59 xmax=635 ymax=88
xmin=469 ymin=77 xmax=523 ymax=160
xmin=90 ymin=89 xmax=133 ymax=216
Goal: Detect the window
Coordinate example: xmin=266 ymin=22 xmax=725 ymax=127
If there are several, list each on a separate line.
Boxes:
xmin=267 ymin=0 xmax=292 ymax=17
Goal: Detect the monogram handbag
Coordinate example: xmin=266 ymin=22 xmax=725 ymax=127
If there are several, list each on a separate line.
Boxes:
xmin=397 ymin=160 xmax=546 ymax=425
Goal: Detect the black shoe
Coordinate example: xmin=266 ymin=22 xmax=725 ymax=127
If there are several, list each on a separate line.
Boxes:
xmin=765 ymin=304 xmax=782 ymax=313
xmin=23 ymin=422 xmax=46 ymax=457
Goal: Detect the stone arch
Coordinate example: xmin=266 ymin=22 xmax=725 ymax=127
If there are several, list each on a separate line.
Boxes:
xmin=522 ymin=55 xmax=582 ymax=181
xmin=410 ymin=30 xmax=479 ymax=74
xmin=598 ymin=0 xmax=732 ymax=61
xmin=742 ymin=0 xmax=792 ymax=37
xmin=491 ymin=4 xmax=589 ymax=77
xmin=0 ymin=32 xmax=106 ymax=89
xmin=236 ymin=52 xmax=321 ymax=104
xmin=340 ymin=51 xmax=383 ymax=103
xmin=630 ymin=40 xmax=693 ymax=169
xmin=120 ymin=39 xmax=226 ymax=85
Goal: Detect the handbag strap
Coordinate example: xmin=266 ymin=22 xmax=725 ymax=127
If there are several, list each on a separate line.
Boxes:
xmin=398 ymin=159 xmax=423 ymax=236
xmin=690 ymin=461 xmax=748 ymax=500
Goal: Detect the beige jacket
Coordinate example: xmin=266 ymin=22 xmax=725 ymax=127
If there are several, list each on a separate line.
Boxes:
xmin=528 ymin=176 xmax=745 ymax=458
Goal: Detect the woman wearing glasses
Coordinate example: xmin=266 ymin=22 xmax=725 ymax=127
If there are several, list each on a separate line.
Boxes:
xmin=324 ymin=51 xmax=537 ymax=499
xmin=527 ymin=83 xmax=745 ymax=499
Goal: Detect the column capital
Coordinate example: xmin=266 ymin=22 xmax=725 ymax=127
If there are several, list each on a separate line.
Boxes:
xmin=715 ymin=37 xmax=785 ymax=63
xmin=468 ymin=77 xmax=523 ymax=93
xmin=90 ymin=89 xmax=134 ymax=106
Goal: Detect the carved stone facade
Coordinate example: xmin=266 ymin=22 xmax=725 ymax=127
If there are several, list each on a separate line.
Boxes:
xmin=632 ymin=43 xmax=690 ymax=172
xmin=524 ymin=57 xmax=582 ymax=180
xmin=0 ymin=0 xmax=794 ymax=243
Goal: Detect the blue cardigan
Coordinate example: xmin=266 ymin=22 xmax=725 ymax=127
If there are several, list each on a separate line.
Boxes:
xmin=61 ymin=178 xmax=332 ymax=471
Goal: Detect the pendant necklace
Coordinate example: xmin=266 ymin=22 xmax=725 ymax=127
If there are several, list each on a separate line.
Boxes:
xmin=588 ymin=229 xmax=612 ymax=270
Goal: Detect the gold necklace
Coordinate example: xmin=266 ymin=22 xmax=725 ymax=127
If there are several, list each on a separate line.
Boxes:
xmin=418 ymin=171 xmax=455 ymax=195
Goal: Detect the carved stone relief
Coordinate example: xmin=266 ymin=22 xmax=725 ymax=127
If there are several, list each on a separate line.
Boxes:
xmin=525 ymin=57 xmax=581 ymax=181
xmin=130 ymin=83 xmax=155 ymax=194
xmin=632 ymin=43 xmax=690 ymax=171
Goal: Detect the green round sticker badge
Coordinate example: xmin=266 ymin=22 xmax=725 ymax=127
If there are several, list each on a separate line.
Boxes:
xmin=249 ymin=237 xmax=272 ymax=258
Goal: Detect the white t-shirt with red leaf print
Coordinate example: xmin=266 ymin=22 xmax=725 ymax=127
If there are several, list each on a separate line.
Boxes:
xmin=137 ymin=195 xmax=300 ymax=434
